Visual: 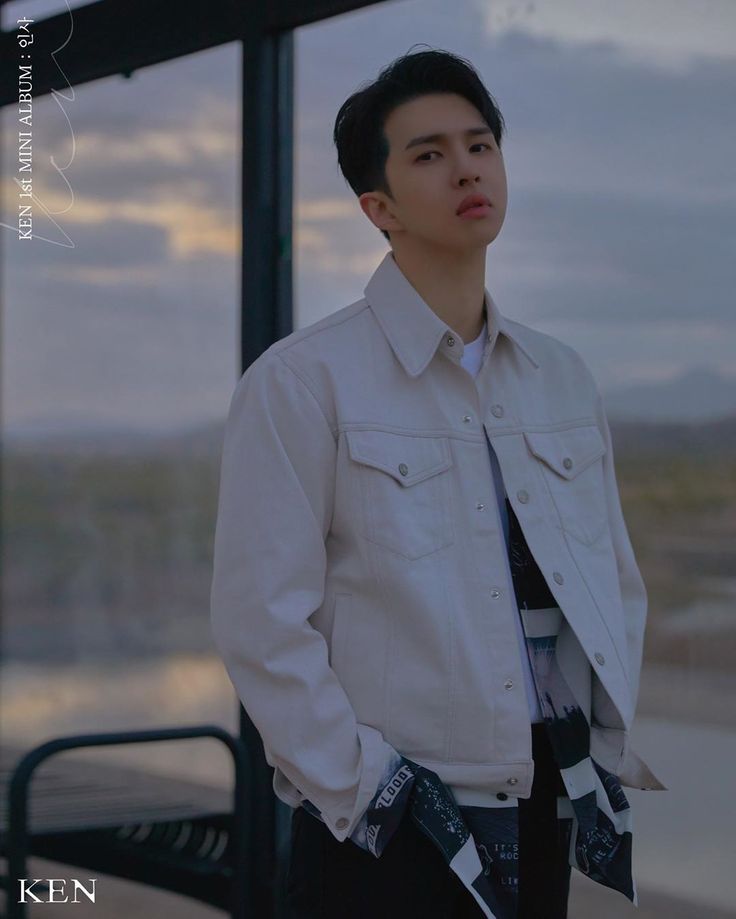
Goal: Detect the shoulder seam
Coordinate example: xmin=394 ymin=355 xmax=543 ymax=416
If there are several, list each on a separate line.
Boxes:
xmin=274 ymin=300 xmax=370 ymax=356
xmin=275 ymin=351 xmax=337 ymax=441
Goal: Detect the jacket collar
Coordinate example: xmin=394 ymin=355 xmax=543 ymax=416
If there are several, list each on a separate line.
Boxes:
xmin=364 ymin=251 xmax=540 ymax=378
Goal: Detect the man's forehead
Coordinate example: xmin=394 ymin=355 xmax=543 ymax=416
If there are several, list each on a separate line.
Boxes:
xmin=385 ymin=98 xmax=489 ymax=148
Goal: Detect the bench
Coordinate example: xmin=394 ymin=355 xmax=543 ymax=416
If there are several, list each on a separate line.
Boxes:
xmin=0 ymin=726 xmax=254 ymax=917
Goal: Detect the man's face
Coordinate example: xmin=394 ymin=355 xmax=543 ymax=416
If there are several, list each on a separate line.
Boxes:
xmin=360 ymin=92 xmax=508 ymax=252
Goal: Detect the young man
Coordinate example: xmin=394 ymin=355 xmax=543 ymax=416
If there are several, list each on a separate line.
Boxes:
xmin=210 ymin=49 xmax=666 ymax=919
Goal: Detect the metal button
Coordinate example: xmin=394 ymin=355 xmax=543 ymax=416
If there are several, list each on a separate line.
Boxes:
xmin=447 ymin=335 xmax=455 ymax=346
xmin=463 ymin=414 xmax=472 ymax=423
xmin=594 ymin=652 xmax=606 ymax=665
xmin=398 ymin=463 xmax=408 ymax=476
xmin=491 ymin=404 xmax=504 ymax=417
xmin=563 ymin=456 xmax=573 ymax=470
xmin=335 ymin=817 xmax=349 ymax=830
xmin=553 ymin=571 xmax=564 ymax=584
xmin=507 ymin=777 xmax=518 ymax=785
xmin=504 ymin=679 xmax=514 ymax=689
xmin=476 ymin=502 xmax=485 ymax=510
xmin=496 ymin=792 xmax=508 ymax=800
xmin=517 ymin=489 xmax=529 ymax=503
xmin=490 ymin=587 xmax=501 ymax=599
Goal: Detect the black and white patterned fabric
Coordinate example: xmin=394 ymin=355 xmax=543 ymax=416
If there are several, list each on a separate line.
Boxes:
xmin=300 ymin=497 xmax=637 ymax=918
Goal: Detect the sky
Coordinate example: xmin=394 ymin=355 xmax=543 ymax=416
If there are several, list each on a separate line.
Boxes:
xmin=1 ymin=0 xmax=734 ymax=434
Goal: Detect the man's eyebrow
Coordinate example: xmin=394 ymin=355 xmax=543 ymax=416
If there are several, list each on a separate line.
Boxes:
xmin=404 ymin=126 xmax=492 ymax=151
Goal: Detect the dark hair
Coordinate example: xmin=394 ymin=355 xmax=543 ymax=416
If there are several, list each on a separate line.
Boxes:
xmin=333 ymin=46 xmax=507 ymax=242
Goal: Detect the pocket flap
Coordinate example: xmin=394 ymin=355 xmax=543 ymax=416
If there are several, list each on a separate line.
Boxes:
xmin=523 ymin=424 xmax=606 ymax=479
xmin=345 ymin=430 xmax=452 ymax=487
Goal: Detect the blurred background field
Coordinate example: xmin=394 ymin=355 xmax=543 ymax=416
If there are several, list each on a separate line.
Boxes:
xmin=3 ymin=412 xmax=735 ymax=686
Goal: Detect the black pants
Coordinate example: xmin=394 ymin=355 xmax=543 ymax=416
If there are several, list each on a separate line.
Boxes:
xmin=285 ymin=723 xmax=572 ymax=918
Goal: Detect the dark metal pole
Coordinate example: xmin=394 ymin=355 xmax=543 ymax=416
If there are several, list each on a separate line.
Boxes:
xmin=238 ymin=18 xmax=294 ymax=918
xmin=240 ymin=25 xmax=294 ymax=368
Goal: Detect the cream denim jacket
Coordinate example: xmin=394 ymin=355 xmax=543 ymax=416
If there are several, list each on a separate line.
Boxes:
xmin=210 ymin=250 xmax=666 ymax=844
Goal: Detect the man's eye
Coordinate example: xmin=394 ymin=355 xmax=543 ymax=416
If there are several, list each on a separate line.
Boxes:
xmin=415 ymin=143 xmax=491 ymax=162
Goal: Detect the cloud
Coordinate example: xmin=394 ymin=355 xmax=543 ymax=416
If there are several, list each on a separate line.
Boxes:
xmin=470 ymin=0 xmax=736 ymax=71
xmin=495 ymin=185 xmax=736 ymax=323
xmin=2 ymin=0 xmax=734 ymax=429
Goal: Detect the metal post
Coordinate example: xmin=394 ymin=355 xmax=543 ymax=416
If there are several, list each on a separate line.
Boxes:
xmin=238 ymin=16 xmax=294 ymax=918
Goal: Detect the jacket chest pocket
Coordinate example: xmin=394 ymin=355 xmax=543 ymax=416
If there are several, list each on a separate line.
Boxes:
xmin=345 ymin=430 xmax=455 ymax=560
xmin=523 ymin=424 xmax=609 ymax=547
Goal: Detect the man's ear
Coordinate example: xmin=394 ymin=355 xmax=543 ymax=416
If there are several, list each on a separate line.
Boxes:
xmin=359 ymin=191 xmax=400 ymax=236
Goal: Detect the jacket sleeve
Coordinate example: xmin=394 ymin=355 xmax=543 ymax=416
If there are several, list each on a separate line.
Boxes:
xmin=300 ymin=745 xmax=409 ymax=855
xmin=209 ymin=349 xmax=399 ymax=842
xmin=592 ymin=383 xmax=648 ymax=725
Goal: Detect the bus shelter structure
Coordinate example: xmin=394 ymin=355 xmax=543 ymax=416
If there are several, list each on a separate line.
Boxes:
xmin=0 ymin=1 xmax=384 ymax=914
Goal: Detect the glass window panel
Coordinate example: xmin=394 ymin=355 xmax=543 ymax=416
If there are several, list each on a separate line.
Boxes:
xmin=1 ymin=42 xmax=241 ymax=794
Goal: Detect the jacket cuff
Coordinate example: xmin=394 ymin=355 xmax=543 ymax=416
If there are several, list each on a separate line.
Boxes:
xmin=348 ymin=746 xmax=407 ymax=852
xmin=590 ymin=723 xmax=629 ymax=774
xmin=589 ymin=724 xmax=668 ymax=790
xmin=321 ymin=723 xmax=399 ymax=842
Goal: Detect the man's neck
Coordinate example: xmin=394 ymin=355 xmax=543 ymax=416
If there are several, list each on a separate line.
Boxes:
xmin=390 ymin=245 xmax=488 ymax=344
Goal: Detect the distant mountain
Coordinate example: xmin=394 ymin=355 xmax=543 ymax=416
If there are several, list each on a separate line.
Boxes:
xmin=603 ymin=366 xmax=736 ymax=423
xmin=604 ymin=413 xmax=736 ymax=456
xmin=1 ymin=417 xmax=224 ymax=458
xmin=4 ymin=366 xmax=735 ymax=455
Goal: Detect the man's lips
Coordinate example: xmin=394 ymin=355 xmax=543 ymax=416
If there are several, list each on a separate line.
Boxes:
xmin=456 ymin=194 xmax=491 ymax=215
xmin=457 ymin=203 xmax=492 ymax=219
